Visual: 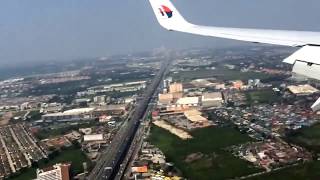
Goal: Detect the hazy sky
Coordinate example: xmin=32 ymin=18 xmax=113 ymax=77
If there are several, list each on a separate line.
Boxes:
xmin=1 ymin=0 xmax=320 ymax=66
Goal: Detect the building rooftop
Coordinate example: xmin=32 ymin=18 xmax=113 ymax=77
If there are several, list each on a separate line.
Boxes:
xmin=176 ymin=97 xmax=199 ymax=105
xmin=184 ymin=110 xmax=207 ymax=122
xmin=43 ymin=108 xmax=95 ymax=117
xmin=202 ymin=92 xmax=223 ymax=101
xmin=83 ymin=134 xmax=104 ymax=142
xmin=287 ymin=84 xmax=319 ymax=95
xmin=94 ymin=104 xmax=126 ymax=111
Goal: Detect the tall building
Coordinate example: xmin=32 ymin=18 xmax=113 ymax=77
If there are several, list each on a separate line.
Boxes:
xmin=163 ymin=79 xmax=169 ymax=89
xmin=169 ymin=83 xmax=183 ymax=93
xmin=232 ymin=80 xmax=244 ymax=90
xmin=254 ymin=79 xmax=261 ymax=87
xmin=248 ymin=79 xmax=261 ymax=88
xmin=158 ymin=93 xmax=174 ymax=104
xmin=36 ymin=163 xmax=70 ymax=180
xmin=215 ymin=83 xmax=226 ymax=90
xmin=93 ymin=95 xmax=106 ymax=104
xmin=248 ymin=79 xmax=254 ymax=87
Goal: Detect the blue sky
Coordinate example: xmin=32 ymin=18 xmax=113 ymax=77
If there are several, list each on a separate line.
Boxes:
xmin=0 ymin=0 xmax=320 ymax=66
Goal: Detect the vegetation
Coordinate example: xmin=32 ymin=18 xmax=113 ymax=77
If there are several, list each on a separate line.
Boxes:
xmin=286 ymin=123 xmax=320 ymax=153
xmin=249 ymin=161 xmax=320 ymax=180
xmin=171 ymin=68 xmax=276 ymax=82
xmin=35 ymin=121 xmax=98 ymax=140
xmin=245 ymin=89 xmax=280 ymax=105
xmin=23 ymin=69 xmax=153 ymax=97
xmin=27 ymin=110 xmax=42 ymax=121
xmin=149 ymin=126 xmax=261 ymax=180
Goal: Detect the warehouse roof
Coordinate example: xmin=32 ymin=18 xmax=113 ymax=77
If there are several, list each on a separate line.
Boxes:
xmin=43 ymin=108 xmax=95 ymax=117
xmin=288 ymin=84 xmax=319 ymax=95
xmin=83 ymin=134 xmax=104 ymax=142
xmin=202 ymin=92 xmax=223 ymax=101
xmin=176 ymin=97 xmax=199 ymax=105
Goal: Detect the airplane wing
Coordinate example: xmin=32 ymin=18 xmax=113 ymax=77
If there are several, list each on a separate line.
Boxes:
xmin=149 ymin=0 xmax=320 ymax=111
xmin=149 ymin=0 xmax=320 ymax=47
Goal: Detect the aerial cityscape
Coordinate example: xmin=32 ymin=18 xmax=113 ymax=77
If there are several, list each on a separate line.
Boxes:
xmin=2 ymin=0 xmax=320 ymax=179
xmin=0 ymin=45 xmax=319 ymax=180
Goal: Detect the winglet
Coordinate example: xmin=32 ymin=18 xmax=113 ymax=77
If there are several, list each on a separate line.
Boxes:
xmin=148 ymin=0 xmax=192 ymax=31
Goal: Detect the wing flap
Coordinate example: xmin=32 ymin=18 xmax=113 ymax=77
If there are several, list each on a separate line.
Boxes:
xmin=291 ymin=61 xmax=320 ymax=80
xmin=283 ymin=45 xmax=320 ymax=65
xmin=283 ymin=46 xmax=320 ymax=81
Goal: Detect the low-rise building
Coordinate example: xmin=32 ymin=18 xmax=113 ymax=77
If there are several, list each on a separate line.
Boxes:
xmin=93 ymin=104 xmax=127 ymax=116
xmin=93 ymin=95 xmax=107 ymax=104
xmin=201 ymin=92 xmax=223 ymax=108
xmin=158 ymin=93 xmax=174 ymax=105
xmin=176 ymin=97 xmax=199 ymax=107
xmin=287 ymin=84 xmax=319 ymax=95
xmin=42 ymin=108 xmax=95 ymax=122
xmin=83 ymin=134 xmax=104 ymax=142
xmin=42 ymin=103 xmax=64 ymax=113
xmin=232 ymin=80 xmax=244 ymax=90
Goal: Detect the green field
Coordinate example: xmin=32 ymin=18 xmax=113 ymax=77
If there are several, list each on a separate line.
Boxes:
xmin=245 ymin=89 xmax=280 ymax=105
xmin=249 ymin=161 xmax=320 ymax=180
xmin=286 ymin=123 xmax=320 ymax=153
xmin=27 ymin=110 xmax=42 ymax=121
xmin=149 ymin=126 xmax=262 ymax=180
xmin=9 ymin=146 xmax=91 ymax=180
xmin=171 ymin=68 xmax=275 ymax=82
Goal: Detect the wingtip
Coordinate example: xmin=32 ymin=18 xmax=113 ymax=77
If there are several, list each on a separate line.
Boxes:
xmin=311 ymin=98 xmax=320 ymax=111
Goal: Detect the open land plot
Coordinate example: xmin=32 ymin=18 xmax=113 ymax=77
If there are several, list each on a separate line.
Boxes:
xmin=149 ymin=126 xmax=262 ymax=180
xmin=153 ymin=120 xmax=193 ymax=140
xmin=248 ymin=161 xmax=320 ymax=180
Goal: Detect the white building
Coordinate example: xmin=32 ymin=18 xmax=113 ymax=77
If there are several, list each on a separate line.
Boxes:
xmin=93 ymin=95 xmax=106 ymax=104
xmin=42 ymin=108 xmax=95 ymax=122
xmin=42 ymin=103 xmax=63 ymax=113
xmin=83 ymin=134 xmax=104 ymax=142
xmin=176 ymin=97 xmax=199 ymax=107
xmin=201 ymin=92 xmax=223 ymax=108
xmin=36 ymin=163 xmax=70 ymax=180
xmin=20 ymin=102 xmax=29 ymax=110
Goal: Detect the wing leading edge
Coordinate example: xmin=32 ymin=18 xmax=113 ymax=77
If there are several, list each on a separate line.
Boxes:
xmin=149 ymin=0 xmax=320 ymax=111
xmin=149 ymin=0 xmax=320 ymax=47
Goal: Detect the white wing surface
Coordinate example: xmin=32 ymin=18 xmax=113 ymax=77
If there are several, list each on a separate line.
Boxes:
xmin=149 ymin=0 xmax=320 ymax=110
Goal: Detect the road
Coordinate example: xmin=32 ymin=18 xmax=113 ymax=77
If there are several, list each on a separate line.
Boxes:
xmin=115 ymin=102 xmax=155 ymax=180
xmin=88 ymin=58 xmax=170 ymax=180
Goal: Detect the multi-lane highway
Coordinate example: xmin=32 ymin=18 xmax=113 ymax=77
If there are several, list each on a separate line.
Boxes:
xmin=88 ymin=59 xmax=170 ymax=180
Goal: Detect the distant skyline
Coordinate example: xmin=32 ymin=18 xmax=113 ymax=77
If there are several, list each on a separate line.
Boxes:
xmin=1 ymin=0 xmax=320 ymax=66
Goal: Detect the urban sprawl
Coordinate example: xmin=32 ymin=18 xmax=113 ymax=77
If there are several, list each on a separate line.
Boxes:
xmin=0 ymin=46 xmax=319 ymax=180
